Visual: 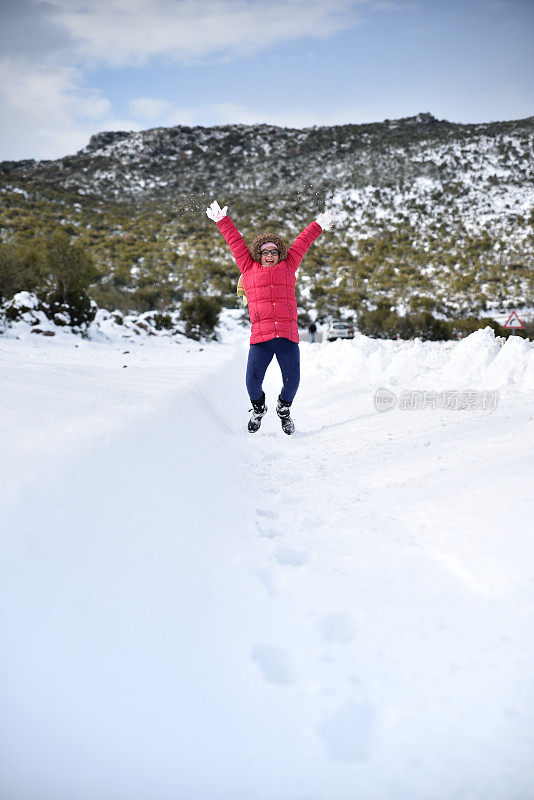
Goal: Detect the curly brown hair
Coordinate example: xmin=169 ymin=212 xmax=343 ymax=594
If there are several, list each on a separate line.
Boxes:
xmin=250 ymin=232 xmax=288 ymax=263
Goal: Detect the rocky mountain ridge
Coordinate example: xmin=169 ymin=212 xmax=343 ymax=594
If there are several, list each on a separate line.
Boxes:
xmin=1 ymin=113 xmax=532 ymax=206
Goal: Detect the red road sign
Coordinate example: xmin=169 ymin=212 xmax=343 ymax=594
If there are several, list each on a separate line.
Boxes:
xmin=503 ymin=310 xmax=524 ymax=329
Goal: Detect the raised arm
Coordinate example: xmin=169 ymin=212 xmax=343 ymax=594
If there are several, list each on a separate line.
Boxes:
xmin=285 ymin=210 xmax=333 ymax=272
xmin=206 ymin=200 xmax=254 ymax=274
xmin=285 ymin=222 xmax=322 ymax=272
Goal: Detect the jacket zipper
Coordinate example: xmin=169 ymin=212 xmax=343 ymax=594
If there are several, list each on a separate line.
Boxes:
xmin=270 ymin=266 xmax=278 ymax=336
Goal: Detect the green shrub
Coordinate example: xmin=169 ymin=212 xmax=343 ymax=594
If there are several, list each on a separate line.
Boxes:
xmin=44 ymin=229 xmax=99 ymax=302
xmin=0 ymin=238 xmax=46 ymax=301
xmin=152 ymin=313 xmax=174 ymax=330
xmin=44 ymin=290 xmax=97 ymax=330
xmin=3 ymin=296 xmax=41 ymax=324
xmin=357 ymin=307 xmax=400 ymax=338
xmin=40 ymin=230 xmax=99 ymax=329
xmin=358 ymin=309 xmax=510 ymax=341
xmin=409 ymin=312 xmax=452 ymax=340
xmin=181 ymin=296 xmax=222 ymax=340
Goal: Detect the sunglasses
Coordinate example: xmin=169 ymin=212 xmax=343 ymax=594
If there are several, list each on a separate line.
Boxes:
xmin=261 ymin=249 xmax=279 ymax=256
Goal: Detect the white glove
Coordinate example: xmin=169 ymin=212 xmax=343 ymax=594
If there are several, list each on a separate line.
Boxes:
xmin=206 ymin=200 xmax=228 ymax=222
xmin=316 ymin=209 xmax=333 ymax=231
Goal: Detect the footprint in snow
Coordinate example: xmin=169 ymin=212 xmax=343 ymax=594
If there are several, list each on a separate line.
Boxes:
xmin=250 ymin=568 xmax=277 ymax=598
xmin=258 ymin=526 xmax=280 ymax=539
xmin=255 ymin=508 xmax=278 ymax=520
xmin=247 ymin=515 xmax=281 ymax=539
xmin=318 ymin=701 xmax=375 ymax=763
xmin=318 ymin=612 xmax=357 ymax=644
xmin=275 ymin=547 xmax=309 ymax=567
xmin=250 ymin=644 xmax=294 ymax=686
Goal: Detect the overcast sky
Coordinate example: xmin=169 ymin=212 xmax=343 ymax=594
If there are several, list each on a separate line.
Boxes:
xmin=0 ymin=0 xmax=532 ymax=162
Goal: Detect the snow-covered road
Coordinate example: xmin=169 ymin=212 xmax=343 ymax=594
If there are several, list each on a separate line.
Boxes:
xmin=1 ymin=319 xmax=533 ymax=800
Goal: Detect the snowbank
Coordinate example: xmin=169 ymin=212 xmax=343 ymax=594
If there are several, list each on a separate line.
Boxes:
xmin=304 ymin=326 xmax=534 ymax=396
xmin=4 ymin=294 xmax=532 ymax=400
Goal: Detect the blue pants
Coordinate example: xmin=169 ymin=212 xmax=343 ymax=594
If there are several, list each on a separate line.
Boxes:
xmin=246 ymin=338 xmax=300 ymax=404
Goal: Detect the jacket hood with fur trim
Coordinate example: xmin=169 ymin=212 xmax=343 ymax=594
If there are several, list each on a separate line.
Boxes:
xmin=250 ymin=232 xmax=288 ymax=263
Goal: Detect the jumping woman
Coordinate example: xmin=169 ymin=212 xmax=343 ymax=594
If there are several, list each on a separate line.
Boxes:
xmin=206 ymin=201 xmax=333 ymax=434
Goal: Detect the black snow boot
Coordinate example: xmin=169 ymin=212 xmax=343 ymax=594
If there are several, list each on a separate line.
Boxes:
xmin=276 ymin=394 xmax=295 ymax=435
xmin=248 ymin=392 xmax=267 ymax=433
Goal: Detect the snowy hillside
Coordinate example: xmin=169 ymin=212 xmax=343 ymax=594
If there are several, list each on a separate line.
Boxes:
xmin=1 ymin=315 xmax=533 ymax=799
xmin=2 ymin=113 xmax=531 ymax=206
xmin=1 ymin=113 xmax=532 ymax=321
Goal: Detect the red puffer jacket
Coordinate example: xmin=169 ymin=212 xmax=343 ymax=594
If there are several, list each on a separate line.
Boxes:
xmin=216 ymin=215 xmax=322 ymax=345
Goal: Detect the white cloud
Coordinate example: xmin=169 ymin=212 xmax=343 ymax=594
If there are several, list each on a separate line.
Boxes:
xmin=49 ymin=0 xmax=365 ymax=67
xmin=126 ymin=97 xmax=416 ymax=130
xmin=129 ymin=97 xmax=208 ymax=127
xmin=126 ymin=97 xmax=320 ymax=129
xmin=0 ymin=57 xmax=139 ymax=160
xmin=129 ymin=97 xmax=175 ymax=120
xmin=0 ymin=0 xmax=417 ymax=160
xmin=128 ymin=97 xmax=200 ymax=126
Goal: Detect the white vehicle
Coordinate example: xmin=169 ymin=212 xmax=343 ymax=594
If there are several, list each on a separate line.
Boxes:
xmin=327 ymin=321 xmax=355 ymax=341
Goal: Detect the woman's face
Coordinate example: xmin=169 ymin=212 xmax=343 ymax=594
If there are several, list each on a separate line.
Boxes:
xmin=260 ymin=247 xmax=280 ymax=267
